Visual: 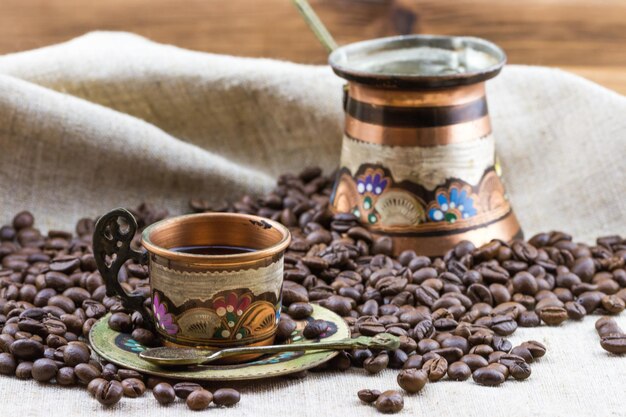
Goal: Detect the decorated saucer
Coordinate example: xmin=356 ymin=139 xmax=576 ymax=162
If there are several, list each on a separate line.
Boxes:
xmin=89 ymin=304 xmax=349 ymax=381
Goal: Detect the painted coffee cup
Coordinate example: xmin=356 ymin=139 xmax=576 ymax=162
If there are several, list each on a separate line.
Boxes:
xmin=93 ymin=208 xmax=291 ymax=362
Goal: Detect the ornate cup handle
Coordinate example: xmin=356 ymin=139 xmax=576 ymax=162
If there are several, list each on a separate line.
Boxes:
xmin=93 ymin=208 xmax=152 ymax=326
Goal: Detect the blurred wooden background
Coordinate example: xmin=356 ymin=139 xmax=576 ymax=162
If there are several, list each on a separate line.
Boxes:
xmin=1 ymin=0 xmax=625 ymax=93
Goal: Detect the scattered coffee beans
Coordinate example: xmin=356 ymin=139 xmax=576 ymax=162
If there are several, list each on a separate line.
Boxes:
xmin=1 ymin=168 xmax=625 ymax=414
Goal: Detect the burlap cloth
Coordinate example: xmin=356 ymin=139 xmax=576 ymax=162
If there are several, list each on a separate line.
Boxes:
xmin=0 ymin=32 xmax=624 ymax=416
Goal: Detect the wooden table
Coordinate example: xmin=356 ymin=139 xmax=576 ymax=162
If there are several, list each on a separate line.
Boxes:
xmin=1 ymin=0 xmax=624 ymax=94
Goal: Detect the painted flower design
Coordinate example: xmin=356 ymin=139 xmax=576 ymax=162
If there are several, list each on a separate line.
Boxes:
xmin=428 ymin=184 xmax=478 ymax=223
xmin=213 ymin=292 xmax=253 ymax=340
xmin=357 ymin=172 xmax=388 ymax=196
xmin=152 ymin=292 xmax=179 ymax=335
xmin=123 ymin=338 xmax=145 ymax=353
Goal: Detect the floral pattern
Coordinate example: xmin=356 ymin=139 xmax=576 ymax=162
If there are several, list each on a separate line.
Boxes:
xmin=352 ymin=169 xmax=391 ymax=225
xmin=152 ymin=292 xmax=179 ymax=335
xmin=357 ymin=172 xmax=388 ymax=196
xmin=427 ymin=184 xmax=478 ymax=223
xmin=212 ymin=292 xmax=254 ymax=340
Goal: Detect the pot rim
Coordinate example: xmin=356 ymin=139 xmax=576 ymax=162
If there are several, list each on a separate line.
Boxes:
xmin=328 ymin=34 xmax=506 ymax=89
xmin=142 ymin=212 xmax=291 ymax=264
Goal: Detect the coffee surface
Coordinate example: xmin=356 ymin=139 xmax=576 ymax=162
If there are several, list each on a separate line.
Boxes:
xmin=169 ymin=245 xmax=256 ymax=255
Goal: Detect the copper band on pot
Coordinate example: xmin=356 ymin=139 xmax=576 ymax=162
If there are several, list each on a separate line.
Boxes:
xmin=349 ymin=82 xmax=486 ymax=108
xmin=345 ymin=115 xmax=492 ymax=147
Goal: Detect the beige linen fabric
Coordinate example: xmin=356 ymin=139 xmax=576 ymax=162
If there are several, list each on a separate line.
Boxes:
xmin=0 ymin=32 xmax=625 ymax=416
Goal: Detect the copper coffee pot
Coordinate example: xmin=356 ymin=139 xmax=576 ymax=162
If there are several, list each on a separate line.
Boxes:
xmin=293 ymin=3 xmax=522 ymax=256
xmin=328 ymin=35 xmax=522 ymax=256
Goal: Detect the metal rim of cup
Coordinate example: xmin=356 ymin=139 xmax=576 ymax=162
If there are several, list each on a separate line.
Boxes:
xmin=141 ymin=212 xmax=292 ymax=264
xmin=328 ymin=34 xmax=507 ymax=89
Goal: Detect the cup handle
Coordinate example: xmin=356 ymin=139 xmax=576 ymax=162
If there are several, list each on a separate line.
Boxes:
xmin=93 ymin=208 xmax=152 ymax=326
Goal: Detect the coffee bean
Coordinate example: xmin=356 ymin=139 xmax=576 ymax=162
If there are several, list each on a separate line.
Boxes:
xmin=108 ymin=313 xmax=133 ymax=333
xmin=213 ymin=388 xmax=241 ymax=406
xmin=472 ymin=366 xmax=505 ymax=386
xmin=422 ymin=357 xmax=447 ymax=382
xmin=153 ymin=382 xmax=176 ymax=405
xmin=57 ymin=366 xmax=77 ymax=386
xmin=565 ymin=301 xmax=586 ymax=320
xmin=364 ymin=352 xmax=389 ymax=374
xmin=397 ymin=368 xmax=428 ymax=393
xmin=32 ymin=358 xmax=58 ymax=382
xmin=302 ymin=319 xmax=328 ymax=339
xmin=131 ymin=328 xmax=158 ymax=347
xmin=9 ymin=338 xmax=44 ymax=360
xmin=13 ymin=211 xmax=34 ymax=230
xmin=600 ymin=334 xmax=626 ymax=354
xmin=63 ymin=341 xmax=91 ymax=366
xmin=88 ymin=378 xmax=108 ymax=396
xmin=0 ymin=353 xmax=17 ymax=375
xmin=374 ymin=390 xmax=404 ymax=414
xmin=121 ymin=378 xmax=146 ymax=397
xmin=95 ymin=380 xmax=124 ymax=406
xmin=521 ymin=341 xmax=547 ymax=359
xmin=187 ymin=389 xmax=213 ymax=410
xmin=448 ymin=361 xmax=472 ymax=381
xmin=173 ymin=381 xmax=203 ymax=399
xmin=117 ymin=369 xmax=143 ymax=380
xmin=358 ymin=389 xmax=381 ymax=403
xmin=499 ymin=354 xmax=532 ymax=380
xmin=460 ymin=354 xmax=488 ymax=371
xmin=287 ymin=302 xmax=314 ymax=320
xmin=539 ymin=306 xmax=568 ymax=326
xmin=75 ymin=363 xmax=101 ymax=384
xmin=601 ymin=295 xmax=625 ymax=314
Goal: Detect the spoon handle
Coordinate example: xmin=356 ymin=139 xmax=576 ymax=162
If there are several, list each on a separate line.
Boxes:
xmin=203 ymin=337 xmax=360 ymax=364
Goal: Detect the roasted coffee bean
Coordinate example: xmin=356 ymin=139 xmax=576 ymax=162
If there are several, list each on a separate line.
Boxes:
xmin=276 ymin=318 xmax=297 ymax=342
xmin=358 ymin=389 xmax=381 ymax=404
xmin=460 ymin=354 xmax=489 ymax=371
xmin=118 ymin=369 xmax=143 ymax=380
xmin=0 ymin=352 xmax=17 ymax=375
xmin=31 ymin=358 xmax=58 ymax=382
xmin=565 ymin=301 xmax=586 ymax=320
xmin=95 ymin=380 xmax=124 ymax=406
xmin=213 ymin=388 xmax=241 ymax=406
xmin=601 ymin=295 xmax=626 ymax=314
xmin=595 ymin=317 xmax=626 ymax=354
xmin=364 ymin=352 xmax=389 ymax=374
xmin=539 ymin=306 xmax=568 ymax=326
xmin=174 ymin=381 xmax=203 ymax=399
xmin=287 ymin=302 xmax=314 ymax=319
xmin=15 ymin=361 xmax=33 ymax=379
xmin=422 ymin=357 xmax=448 ymax=382
xmin=447 ymin=361 xmax=472 ymax=381
xmin=63 ymin=341 xmax=91 ymax=366
xmin=9 ymin=338 xmax=44 ymax=360
xmin=397 ymin=368 xmax=428 ymax=393
xmin=75 ymin=363 xmax=101 ymax=384
xmin=472 ymin=366 xmax=505 ymax=386
xmin=131 ymin=328 xmax=157 ymax=347
xmin=499 ymin=354 xmax=532 ymax=380
xmin=108 ymin=313 xmax=133 ymax=333
xmin=374 ymin=390 xmax=404 ymax=414
xmin=187 ymin=389 xmax=213 ymax=410
xmin=121 ymin=378 xmax=146 ymax=397
xmin=88 ymin=378 xmax=108 ymax=396
xmin=521 ymin=341 xmax=547 ymax=359
xmin=510 ymin=345 xmax=534 ymax=363
xmin=57 ymin=366 xmax=76 ymax=386
xmin=153 ymin=382 xmax=176 ymax=405
xmin=302 ymin=319 xmax=328 ymax=339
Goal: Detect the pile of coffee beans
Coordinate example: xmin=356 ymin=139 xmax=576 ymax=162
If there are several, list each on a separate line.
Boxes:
xmin=0 ymin=167 xmax=624 ymax=413
xmin=0 ymin=206 xmax=240 ymax=409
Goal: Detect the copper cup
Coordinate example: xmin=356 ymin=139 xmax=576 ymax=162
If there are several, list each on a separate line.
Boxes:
xmin=329 ymin=34 xmax=522 ymax=256
xmin=93 ymin=209 xmax=291 ymax=363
